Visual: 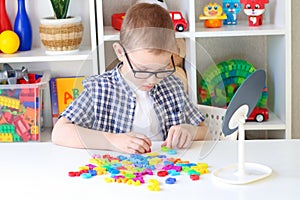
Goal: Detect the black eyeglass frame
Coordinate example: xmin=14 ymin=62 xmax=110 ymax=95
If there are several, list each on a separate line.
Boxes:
xmin=122 ymin=47 xmax=176 ymax=79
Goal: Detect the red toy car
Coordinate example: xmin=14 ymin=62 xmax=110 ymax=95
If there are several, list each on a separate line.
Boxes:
xmin=169 ymin=11 xmax=188 ymax=32
xmin=247 ymin=107 xmax=269 ymax=122
xmin=112 ymin=11 xmax=188 ymax=32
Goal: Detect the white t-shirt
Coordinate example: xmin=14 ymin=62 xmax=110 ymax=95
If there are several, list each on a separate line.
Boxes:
xmin=120 ymin=68 xmax=162 ymax=140
xmin=131 ymin=89 xmax=162 ymax=141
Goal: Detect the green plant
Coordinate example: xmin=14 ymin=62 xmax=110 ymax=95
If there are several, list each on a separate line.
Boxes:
xmin=50 ymin=0 xmax=70 ymax=19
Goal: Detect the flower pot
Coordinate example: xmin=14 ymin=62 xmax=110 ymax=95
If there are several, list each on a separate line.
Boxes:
xmin=39 ymin=16 xmax=83 ymax=55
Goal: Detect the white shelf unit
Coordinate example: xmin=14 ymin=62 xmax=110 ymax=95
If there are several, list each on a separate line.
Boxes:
xmin=96 ymin=0 xmax=291 ymax=139
xmin=0 ymin=0 xmax=98 ymax=128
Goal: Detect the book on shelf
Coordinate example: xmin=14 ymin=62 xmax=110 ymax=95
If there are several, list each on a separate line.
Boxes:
xmin=49 ymin=76 xmax=85 ymax=126
xmin=49 ymin=78 xmax=59 ymax=126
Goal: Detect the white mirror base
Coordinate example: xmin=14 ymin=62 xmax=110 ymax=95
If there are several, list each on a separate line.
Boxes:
xmin=212 ymin=162 xmax=272 ymax=185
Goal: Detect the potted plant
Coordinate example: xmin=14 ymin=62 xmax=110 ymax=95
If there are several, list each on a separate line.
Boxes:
xmin=39 ymin=0 xmax=84 ymax=54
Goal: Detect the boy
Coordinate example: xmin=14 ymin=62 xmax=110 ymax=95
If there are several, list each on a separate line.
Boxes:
xmin=52 ymin=3 xmax=209 ymax=154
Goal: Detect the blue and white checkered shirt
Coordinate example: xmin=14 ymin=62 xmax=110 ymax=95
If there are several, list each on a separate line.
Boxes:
xmin=61 ymin=63 xmax=205 ymax=140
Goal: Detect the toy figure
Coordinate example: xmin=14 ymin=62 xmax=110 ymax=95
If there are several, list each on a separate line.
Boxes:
xmin=240 ymin=0 xmax=269 ymax=26
xmin=222 ymin=0 xmax=241 ymax=25
xmin=199 ymin=2 xmax=227 ymax=28
xmin=0 ymin=63 xmax=28 ymax=84
xmin=112 ymin=11 xmax=188 ymax=32
xmin=137 ymin=0 xmax=168 ymax=10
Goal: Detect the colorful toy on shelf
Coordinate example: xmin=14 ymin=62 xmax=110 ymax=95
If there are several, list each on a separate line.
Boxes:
xmin=0 ymin=30 xmax=20 ymax=54
xmin=247 ymin=107 xmax=269 ymax=122
xmin=111 ymin=13 xmax=125 ymax=31
xmin=198 ymin=59 xmax=269 ymax=122
xmin=112 ymin=11 xmax=188 ymax=32
xmin=222 ymin=0 xmax=242 ymax=25
xmin=199 ymin=2 xmax=227 ymax=28
xmin=0 ymin=70 xmax=45 ymax=142
xmin=0 ymin=0 xmax=12 ymax=33
xmin=14 ymin=0 xmax=32 ymax=51
xmin=169 ymin=11 xmax=188 ymax=32
xmin=0 ymin=63 xmax=28 ymax=84
xmin=0 ymin=124 xmax=20 ymax=142
xmin=240 ymin=0 xmax=269 ymax=26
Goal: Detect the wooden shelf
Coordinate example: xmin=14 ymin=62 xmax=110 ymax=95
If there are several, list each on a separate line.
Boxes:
xmin=245 ymin=112 xmax=286 ymax=131
xmin=0 ymin=46 xmax=94 ymax=63
xmin=97 ymin=0 xmax=292 ymax=138
xmin=195 ymin=22 xmax=286 ymax=37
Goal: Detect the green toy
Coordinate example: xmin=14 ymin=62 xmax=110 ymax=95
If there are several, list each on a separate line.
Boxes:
xmin=198 ymin=59 xmax=268 ymax=108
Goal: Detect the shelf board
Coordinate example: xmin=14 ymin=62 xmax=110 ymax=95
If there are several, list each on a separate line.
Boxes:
xmin=103 ymin=26 xmax=120 ymax=41
xmin=0 ymin=46 xmax=94 ymax=63
xmin=104 ymin=23 xmax=286 ymax=41
xmin=103 ymin=26 xmax=192 ymax=41
xmin=195 ymin=22 xmax=286 ymax=37
xmin=244 ymin=112 xmax=285 ymax=131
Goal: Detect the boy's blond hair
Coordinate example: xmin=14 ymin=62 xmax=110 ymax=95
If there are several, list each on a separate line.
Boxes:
xmin=120 ymin=3 xmax=177 ymax=54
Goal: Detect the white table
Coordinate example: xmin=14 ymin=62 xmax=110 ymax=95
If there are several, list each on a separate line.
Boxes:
xmin=1 ymin=134 xmax=300 ymax=200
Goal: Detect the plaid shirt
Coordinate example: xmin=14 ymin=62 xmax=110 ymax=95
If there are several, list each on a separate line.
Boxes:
xmin=61 ymin=63 xmax=205 ymax=140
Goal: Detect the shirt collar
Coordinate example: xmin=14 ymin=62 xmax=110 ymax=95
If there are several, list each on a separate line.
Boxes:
xmin=113 ymin=62 xmax=136 ymax=98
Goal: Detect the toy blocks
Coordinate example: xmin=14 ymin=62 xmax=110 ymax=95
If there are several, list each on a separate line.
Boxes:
xmin=69 ymin=150 xmax=210 ymax=191
xmin=0 ymin=72 xmax=49 ymax=142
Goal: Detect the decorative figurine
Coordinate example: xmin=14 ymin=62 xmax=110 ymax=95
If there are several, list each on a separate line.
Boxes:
xmin=240 ymin=0 xmax=269 ymax=26
xmin=0 ymin=63 xmax=28 ymax=84
xmin=199 ymin=2 xmax=227 ymax=28
xmin=14 ymin=0 xmax=32 ymax=51
xmin=0 ymin=0 xmax=12 ymax=33
xmin=222 ymin=0 xmax=241 ymax=25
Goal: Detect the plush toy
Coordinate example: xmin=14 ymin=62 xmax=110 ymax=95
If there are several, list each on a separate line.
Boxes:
xmin=171 ymin=38 xmax=188 ymax=93
xmin=136 ymin=0 xmax=168 ymax=10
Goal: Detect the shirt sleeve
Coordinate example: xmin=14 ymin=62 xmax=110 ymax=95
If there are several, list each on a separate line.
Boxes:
xmin=61 ymin=78 xmax=95 ymax=129
xmin=175 ymin=79 xmax=205 ymax=126
xmin=184 ymin=95 xmax=206 ymax=125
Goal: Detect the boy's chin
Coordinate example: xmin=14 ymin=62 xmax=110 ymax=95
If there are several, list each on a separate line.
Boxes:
xmin=138 ymin=85 xmax=154 ymax=91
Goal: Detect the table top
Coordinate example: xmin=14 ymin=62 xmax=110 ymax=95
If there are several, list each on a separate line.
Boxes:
xmin=1 ymin=135 xmax=300 ymax=200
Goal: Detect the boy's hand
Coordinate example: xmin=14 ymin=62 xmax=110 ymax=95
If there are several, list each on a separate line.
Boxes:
xmin=108 ymin=132 xmax=152 ymax=154
xmin=162 ymin=124 xmax=194 ymax=149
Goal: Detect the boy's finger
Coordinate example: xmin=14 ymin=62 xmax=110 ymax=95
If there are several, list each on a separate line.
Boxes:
xmin=135 ymin=133 xmax=152 ymax=146
xmin=183 ymin=133 xmax=192 ymax=148
xmin=177 ymin=133 xmax=186 ymax=148
xmin=129 ymin=141 xmax=149 ymax=153
xmin=171 ymin=129 xmax=181 ymax=149
xmin=166 ymin=129 xmax=175 ymax=148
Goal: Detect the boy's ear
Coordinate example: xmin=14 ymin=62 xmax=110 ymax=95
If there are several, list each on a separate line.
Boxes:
xmin=113 ymin=42 xmax=125 ymax=62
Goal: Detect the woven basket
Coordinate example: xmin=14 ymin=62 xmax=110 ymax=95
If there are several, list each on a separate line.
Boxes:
xmin=39 ymin=16 xmax=83 ymax=52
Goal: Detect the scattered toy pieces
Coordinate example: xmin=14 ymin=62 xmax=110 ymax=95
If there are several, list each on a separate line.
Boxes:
xmin=68 ymin=149 xmax=209 ymax=191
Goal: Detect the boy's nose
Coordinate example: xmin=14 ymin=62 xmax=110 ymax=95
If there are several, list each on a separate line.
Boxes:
xmin=147 ymin=74 xmax=159 ymax=83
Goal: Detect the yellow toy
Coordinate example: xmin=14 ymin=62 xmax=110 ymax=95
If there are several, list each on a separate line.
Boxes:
xmin=199 ymin=2 xmax=227 ymax=28
xmin=0 ymin=30 xmax=20 ymax=54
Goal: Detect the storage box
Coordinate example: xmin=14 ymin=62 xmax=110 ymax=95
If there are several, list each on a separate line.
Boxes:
xmin=0 ymin=72 xmax=50 ymax=142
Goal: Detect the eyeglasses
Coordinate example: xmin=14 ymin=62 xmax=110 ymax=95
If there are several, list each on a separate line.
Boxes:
xmin=123 ymin=47 xmax=176 ymax=79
